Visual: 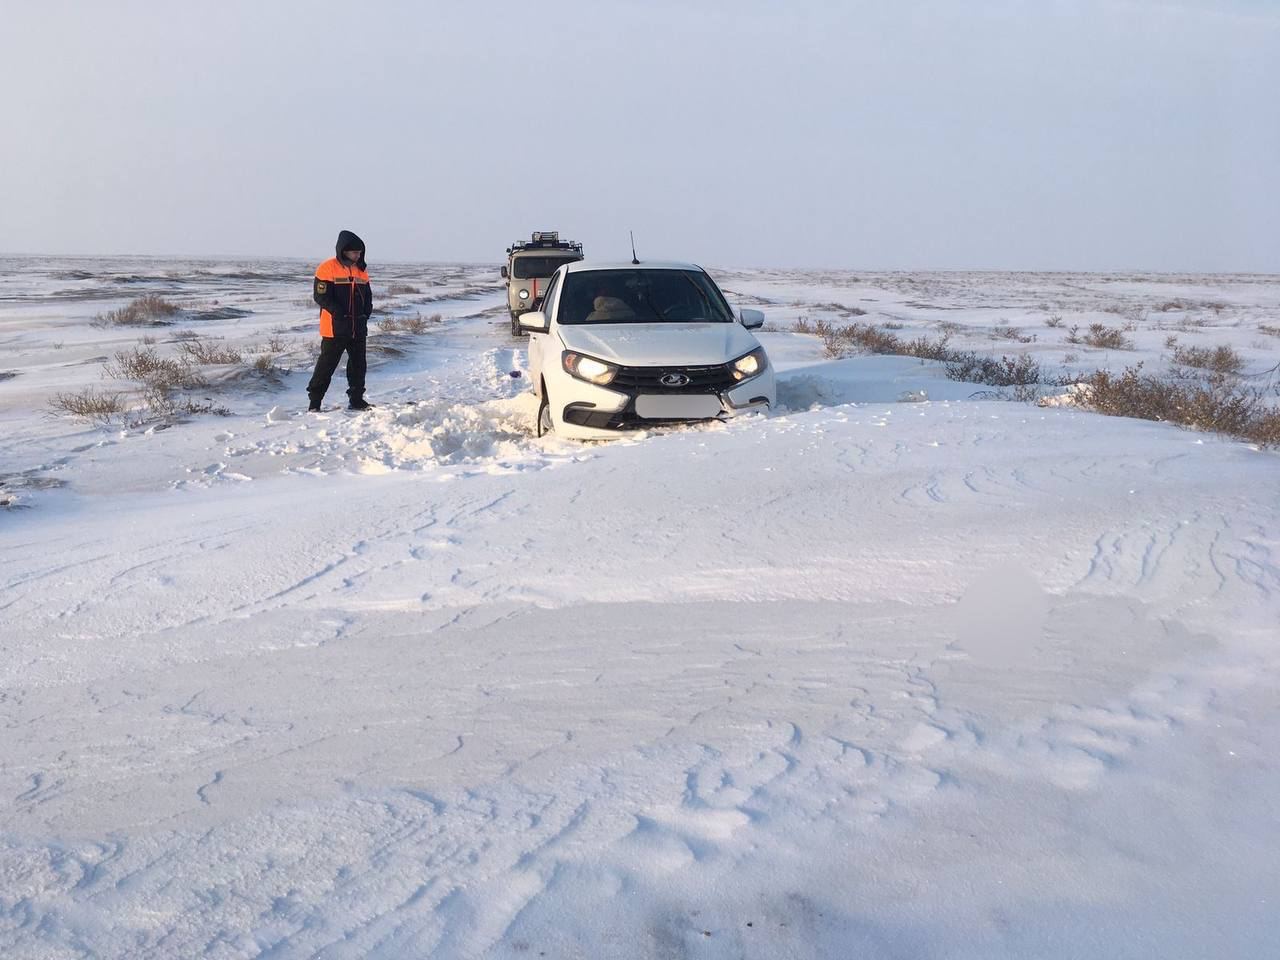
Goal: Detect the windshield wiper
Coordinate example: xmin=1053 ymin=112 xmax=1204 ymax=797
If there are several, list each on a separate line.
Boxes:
xmin=679 ymin=273 xmax=725 ymax=320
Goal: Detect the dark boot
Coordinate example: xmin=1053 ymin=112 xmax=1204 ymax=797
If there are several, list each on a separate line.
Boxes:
xmin=348 ymin=397 xmax=374 ymax=411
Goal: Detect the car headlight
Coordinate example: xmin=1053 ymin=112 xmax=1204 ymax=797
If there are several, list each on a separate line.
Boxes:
xmin=518 ymin=288 xmax=530 ymax=300
xmin=729 ymin=347 xmax=768 ymax=381
xmin=562 ymin=351 xmax=619 ymax=386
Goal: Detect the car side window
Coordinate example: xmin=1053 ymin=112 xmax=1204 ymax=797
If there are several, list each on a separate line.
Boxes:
xmin=540 ymin=273 xmax=560 ymax=320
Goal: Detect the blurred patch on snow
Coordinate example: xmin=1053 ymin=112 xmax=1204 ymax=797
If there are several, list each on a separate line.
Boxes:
xmin=776 ymin=356 xmax=978 ymax=411
xmin=1038 ymin=383 xmax=1094 ymax=408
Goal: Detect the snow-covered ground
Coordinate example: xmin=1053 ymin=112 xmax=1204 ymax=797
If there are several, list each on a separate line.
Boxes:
xmin=2 ymin=257 xmax=1278 ymax=958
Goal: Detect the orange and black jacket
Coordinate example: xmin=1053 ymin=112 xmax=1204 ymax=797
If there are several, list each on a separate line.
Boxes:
xmin=314 ymin=229 xmax=373 ymax=338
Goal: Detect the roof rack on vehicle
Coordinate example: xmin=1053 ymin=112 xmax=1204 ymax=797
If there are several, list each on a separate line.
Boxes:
xmin=506 ymin=231 xmax=584 ymax=256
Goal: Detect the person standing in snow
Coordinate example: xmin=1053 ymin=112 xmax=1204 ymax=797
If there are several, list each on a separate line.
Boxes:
xmin=307 ymin=230 xmax=374 ymax=412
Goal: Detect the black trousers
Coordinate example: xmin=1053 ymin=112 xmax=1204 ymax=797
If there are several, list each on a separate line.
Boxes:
xmin=307 ymin=336 xmax=367 ymax=402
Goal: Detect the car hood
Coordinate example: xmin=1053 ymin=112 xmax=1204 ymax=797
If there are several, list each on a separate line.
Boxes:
xmin=557 ymin=322 xmax=761 ymax=366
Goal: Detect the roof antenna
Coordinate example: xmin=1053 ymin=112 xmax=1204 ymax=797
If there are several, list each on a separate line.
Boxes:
xmin=630 ymin=230 xmax=640 ymax=265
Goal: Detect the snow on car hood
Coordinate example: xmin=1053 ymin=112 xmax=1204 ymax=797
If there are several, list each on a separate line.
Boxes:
xmin=556 ymin=322 xmax=761 ymax=366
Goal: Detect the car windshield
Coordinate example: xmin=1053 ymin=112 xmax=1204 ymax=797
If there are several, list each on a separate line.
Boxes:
xmin=511 ymin=256 xmax=579 ymax=279
xmin=557 ymin=269 xmax=735 ymax=325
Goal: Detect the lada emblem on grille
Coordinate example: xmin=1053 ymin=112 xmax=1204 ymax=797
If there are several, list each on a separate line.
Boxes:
xmin=659 ymin=373 xmax=690 ymax=387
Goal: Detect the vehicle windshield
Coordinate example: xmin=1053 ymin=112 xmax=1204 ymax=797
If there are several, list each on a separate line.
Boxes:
xmin=511 ymin=256 xmax=579 ymax=279
xmin=557 ymin=269 xmax=735 ymax=325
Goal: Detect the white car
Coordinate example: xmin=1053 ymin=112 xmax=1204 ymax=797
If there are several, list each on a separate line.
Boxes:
xmin=519 ymin=261 xmax=776 ymax=439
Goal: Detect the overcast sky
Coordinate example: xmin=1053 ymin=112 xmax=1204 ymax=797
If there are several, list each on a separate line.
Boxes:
xmin=4 ymin=0 xmax=1277 ymax=271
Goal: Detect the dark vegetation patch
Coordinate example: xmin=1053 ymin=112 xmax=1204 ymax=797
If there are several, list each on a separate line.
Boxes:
xmin=48 ymin=387 xmax=127 ymax=423
xmin=1169 ymin=343 xmax=1245 ymax=377
xmin=379 ymin=313 xmax=441 ymax=334
xmin=1066 ymin=323 xmax=1134 ymax=350
xmin=793 ymin=318 xmax=1042 ymax=397
xmin=92 ymin=295 xmax=181 ymax=327
xmin=1078 ymin=364 xmax=1280 ymax=447
xmin=190 ymin=306 xmax=253 ymax=321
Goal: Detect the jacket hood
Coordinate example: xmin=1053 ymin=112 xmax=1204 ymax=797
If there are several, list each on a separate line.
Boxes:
xmin=335 ymin=230 xmax=366 ymax=270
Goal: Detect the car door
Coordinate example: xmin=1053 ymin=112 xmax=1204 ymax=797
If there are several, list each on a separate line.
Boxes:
xmin=527 ymin=269 xmax=562 ymax=392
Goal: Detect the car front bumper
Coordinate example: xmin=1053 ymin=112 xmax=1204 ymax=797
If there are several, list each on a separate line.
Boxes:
xmin=553 ymin=370 xmax=776 ymax=439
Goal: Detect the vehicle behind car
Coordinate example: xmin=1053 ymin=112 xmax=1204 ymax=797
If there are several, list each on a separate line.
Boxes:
xmin=501 ymin=231 xmax=584 ymax=336
xmin=519 ymin=261 xmax=774 ymax=439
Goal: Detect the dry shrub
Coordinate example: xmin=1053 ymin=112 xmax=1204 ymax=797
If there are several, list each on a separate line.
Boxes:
xmin=140 ymin=384 xmax=229 ymax=418
xmin=251 ymin=354 xmax=278 ymax=375
xmin=266 ymin=334 xmax=289 ymax=352
xmin=1257 ymin=324 xmax=1280 ymax=339
xmin=991 ymin=324 xmax=1033 ymax=343
xmin=793 ymin=317 xmax=834 ymax=337
xmin=793 ymin=318 xmax=1044 ymax=399
xmin=945 ymin=353 xmax=1041 ymax=390
xmin=821 ymin=322 xmax=903 ymax=357
xmin=1170 ymin=343 xmax=1244 ymax=376
xmin=380 ymin=312 xmax=438 ymax=334
xmin=1082 ymin=323 xmax=1133 ymax=350
xmin=1156 ymin=298 xmax=1228 ymax=314
xmin=106 ymin=346 xmax=203 ymax=388
xmin=48 ymin=387 xmax=125 ymax=422
xmin=92 ymin=295 xmax=181 ymax=327
xmin=386 ymin=283 xmax=421 ymax=296
xmin=177 ymin=339 xmax=243 ymax=364
xmin=1101 ymin=303 xmax=1145 ymax=323
xmin=1045 ymin=314 xmax=1064 ymax=328
xmin=1079 ymin=364 xmax=1280 ymax=446
xmin=815 ymin=301 xmax=868 ymax=317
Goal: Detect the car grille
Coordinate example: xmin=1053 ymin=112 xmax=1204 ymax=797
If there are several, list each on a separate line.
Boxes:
xmin=610 ymin=363 xmax=737 ymax=393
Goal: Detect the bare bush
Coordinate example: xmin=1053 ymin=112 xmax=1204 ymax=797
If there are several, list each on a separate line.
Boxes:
xmin=1078 ymin=364 xmax=1280 ymax=446
xmin=48 ymin=387 xmax=126 ymax=423
xmin=139 ymin=382 xmax=229 ymax=419
xmin=92 ymin=295 xmax=181 ymax=327
xmin=251 ymin=354 xmax=278 ymax=375
xmin=1156 ymin=298 xmax=1228 ymax=314
xmin=816 ymin=301 xmax=867 ymax=317
xmin=1045 ymin=314 xmax=1064 ymax=328
xmin=386 ymin=283 xmax=421 ymax=296
xmin=793 ymin=317 xmax=834 ymax=337
xmin=1258 ymin=324 xmax=1280 ymax=339
xmin=177 ymin=339 xmax=243 ymax=364
xmin=106 ymin=346 xmax=203 ymax=389
xmin=1169 ymin=343 xmax=1244 ymax=377
xmin=945 ymin=353 xmax=1041 ymax=390
xmin=991 ymin=323 xmax=1033 ymax=343
xmin=1082 ymin=323 xmax=1133 ymax=350
xmin=379 ymin=312 xmax=436 ymax=334
xmin=265 ymin=334 xmax=289 ymax=352
xmin=1101 ymin=303 xmax=1144 ymax=324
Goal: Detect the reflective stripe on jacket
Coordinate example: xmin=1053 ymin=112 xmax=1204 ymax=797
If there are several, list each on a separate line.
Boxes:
xmin=314 ymin=258 xmax=372 ymax=338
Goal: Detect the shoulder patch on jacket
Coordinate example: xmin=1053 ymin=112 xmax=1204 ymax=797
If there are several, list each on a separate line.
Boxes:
xmin=316 ymin=281 xmax=327 ymax=293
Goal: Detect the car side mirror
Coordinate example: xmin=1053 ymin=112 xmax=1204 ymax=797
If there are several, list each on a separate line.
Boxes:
xmin=500 ymin=265 xmax=509 ymax=279
xmin=740 ymin=308 xmax=765 ymax=330
xmin=518 ymin=311 xmax=549 ymax=333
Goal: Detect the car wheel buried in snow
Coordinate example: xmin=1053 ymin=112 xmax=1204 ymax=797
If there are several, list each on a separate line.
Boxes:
xmin=519 ymin=260 xmax=775 ymax=440
xmin=536 ymin=387 xmax=553 ymax=437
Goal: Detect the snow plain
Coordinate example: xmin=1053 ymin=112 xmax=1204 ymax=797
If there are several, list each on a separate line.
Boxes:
xmin=2 ymin=258 xmax=1279 ymax=959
